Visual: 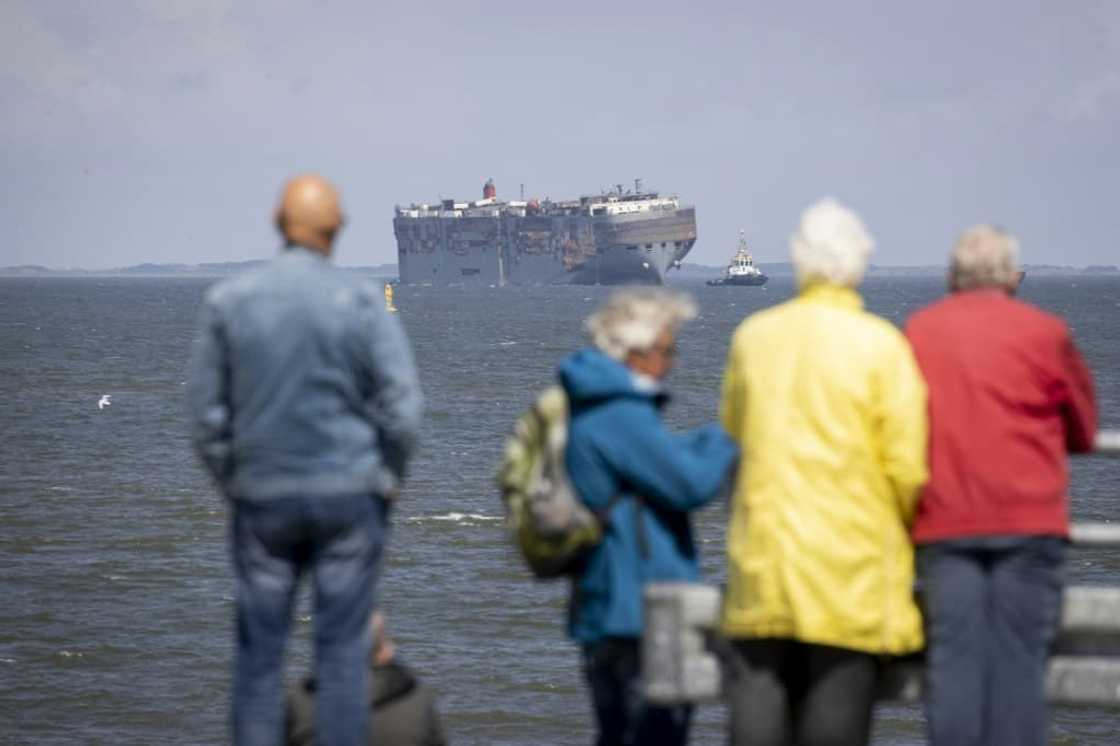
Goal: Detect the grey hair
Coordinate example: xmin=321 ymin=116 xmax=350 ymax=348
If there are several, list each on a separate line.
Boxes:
xmin=790 ymin=197 xmax=875 ymax=288
xmin=950 ymin=225 xmax=1021 ymax=292
xmin=586 ymin=288 xmax=698 ymax=360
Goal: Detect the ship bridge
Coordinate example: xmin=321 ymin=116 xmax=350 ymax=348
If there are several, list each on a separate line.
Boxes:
xmin=588 ymin=195 xmax=680 ymax=217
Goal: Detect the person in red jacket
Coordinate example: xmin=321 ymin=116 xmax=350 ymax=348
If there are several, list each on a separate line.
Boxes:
xmin=905 ymin=225 xmax=1097 ymax=746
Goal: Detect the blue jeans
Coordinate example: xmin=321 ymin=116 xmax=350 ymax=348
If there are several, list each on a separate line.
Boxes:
xmin=917 ymin=536 xmax=1065 ymax=746
xmin=582 ymin=637 xmax=692 ymax=746
xmin=230 ymin=494 xmax=387 ymax=746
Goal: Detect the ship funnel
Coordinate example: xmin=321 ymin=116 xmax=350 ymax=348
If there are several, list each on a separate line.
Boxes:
xmin=483 ymin=178 xmax=496 ymax=200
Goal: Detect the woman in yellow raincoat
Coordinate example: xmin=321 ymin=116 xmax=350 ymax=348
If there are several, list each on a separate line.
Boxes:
xmin=719 ymin=198 xmax=929 ymax=746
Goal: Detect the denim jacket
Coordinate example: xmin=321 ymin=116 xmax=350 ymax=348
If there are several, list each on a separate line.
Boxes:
xmin=187 ymin=248 xmax=423 ymax=501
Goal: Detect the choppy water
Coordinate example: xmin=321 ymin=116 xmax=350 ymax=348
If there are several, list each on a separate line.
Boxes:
xmin=1 ymin=275 xmax=1117 ymax=745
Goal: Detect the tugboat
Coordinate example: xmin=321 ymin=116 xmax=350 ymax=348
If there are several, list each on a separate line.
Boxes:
xmin=707 ymin=231 xmax=768 ymax=287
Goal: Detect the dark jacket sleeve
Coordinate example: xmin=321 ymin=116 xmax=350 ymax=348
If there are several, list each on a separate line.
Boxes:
xmin=418 ymin=685 xmax=448 ymax=746
xmin=593 ymin=402 xmax=738 ymax=512
xmin=1057 ymin=326 xmax=1097 ymax=453
xmin=284 ymin=681 xmax=314 ymax=746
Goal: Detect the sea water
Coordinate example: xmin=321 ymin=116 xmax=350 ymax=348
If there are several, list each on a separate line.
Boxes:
xmin=1 ymin=275 xmax=1117 ymax=744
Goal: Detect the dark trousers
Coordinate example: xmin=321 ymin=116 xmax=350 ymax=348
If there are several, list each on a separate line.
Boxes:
xmin=725 ymin=639 xmax=878 ymax=746
xmin=917 ymin=536 xmax=1065 ymax=746
xmin=231 ymin=494 xmax=387 ymax=746
xmin=582 ymin=637 xmax=692 ymax=746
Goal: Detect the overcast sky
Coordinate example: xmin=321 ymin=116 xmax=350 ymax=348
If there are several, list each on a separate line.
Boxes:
xmin=2 ymin=0 xmax=1118 ymax=269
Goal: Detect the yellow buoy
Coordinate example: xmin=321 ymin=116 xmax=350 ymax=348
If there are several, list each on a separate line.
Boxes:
xmin=384 ymin=282 xmax=398 ymax=313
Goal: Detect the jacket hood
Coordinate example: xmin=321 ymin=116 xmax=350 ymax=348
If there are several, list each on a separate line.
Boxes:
xmin=559 ymin=347 xmax=666 ymax=406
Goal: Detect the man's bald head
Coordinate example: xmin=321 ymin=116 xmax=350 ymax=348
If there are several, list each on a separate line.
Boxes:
xmin=274 ymin=174 xmax=344 ymax=257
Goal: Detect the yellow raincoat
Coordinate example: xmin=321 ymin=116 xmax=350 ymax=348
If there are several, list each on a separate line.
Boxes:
xmin=720 ymin=284 xmax=928 ymax=654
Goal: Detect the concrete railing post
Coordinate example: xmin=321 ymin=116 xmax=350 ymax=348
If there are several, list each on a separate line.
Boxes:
xmin=642 ymin=583 xmax=722 ymax=704
xmin=642 ymin=431 xmax=1120 ymax=707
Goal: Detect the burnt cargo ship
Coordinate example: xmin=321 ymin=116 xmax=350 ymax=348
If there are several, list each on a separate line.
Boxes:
xmin=393 ymin=179 xmax=696 ymax=285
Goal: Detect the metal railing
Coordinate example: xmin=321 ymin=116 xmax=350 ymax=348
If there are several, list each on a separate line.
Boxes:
xmin=1096 ymin=430 xmax=1120 ymax=454
xmin=643 ymin=430 xmax=1120 ymax=707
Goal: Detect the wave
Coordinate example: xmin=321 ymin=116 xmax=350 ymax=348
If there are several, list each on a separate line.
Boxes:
xmin=404 ymin=512 xmax=504 ymax=526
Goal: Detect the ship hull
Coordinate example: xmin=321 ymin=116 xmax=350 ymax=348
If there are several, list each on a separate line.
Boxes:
xmin=707 ymin=274 xmax=769 ymax=287
xmin=394 ymin=208 xmax=696 ymax=286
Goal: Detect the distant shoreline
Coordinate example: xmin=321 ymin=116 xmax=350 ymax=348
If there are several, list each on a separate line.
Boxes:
xmin=1 ymin=260 xmax=1117 ymax=279
xmin=0 ymin=260 xmax=399 ymax=278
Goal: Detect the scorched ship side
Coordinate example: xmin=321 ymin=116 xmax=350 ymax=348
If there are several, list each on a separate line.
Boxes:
xmin=393 ymin=180 xmax=696 ymax=286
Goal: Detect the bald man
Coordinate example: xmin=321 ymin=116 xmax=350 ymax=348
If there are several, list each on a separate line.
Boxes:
xmin=188 ymin=175 xmax=423 ymax=746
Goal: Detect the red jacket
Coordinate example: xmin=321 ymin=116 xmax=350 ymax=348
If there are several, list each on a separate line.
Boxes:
xmin=905 ymin=289 xmax=1097 ymax=543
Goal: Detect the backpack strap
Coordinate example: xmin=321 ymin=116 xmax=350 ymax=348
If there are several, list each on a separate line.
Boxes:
xmin=527 ymin=401 xmax=547 ymax=440
xmin=592 ymin=494 xmax=651 ymax=561
xmin=550 ymin=391 xmax=650 ymax=562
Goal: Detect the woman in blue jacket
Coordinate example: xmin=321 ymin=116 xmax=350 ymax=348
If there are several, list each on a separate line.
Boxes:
xmin=559 ymin=289 xmax=738 ymax=746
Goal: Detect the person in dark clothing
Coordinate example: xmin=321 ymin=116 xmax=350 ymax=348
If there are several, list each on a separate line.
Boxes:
xmin=287 ymin=611 xmax=446 ymax=746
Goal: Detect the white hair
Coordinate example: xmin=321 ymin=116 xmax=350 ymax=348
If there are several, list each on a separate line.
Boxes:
xmin=790 ymin=197 xmax=874 ymax=288
xmin=586 ymin=288 xmax=697 ymax=360
xmin=950 ymin=225 xmax=1020 ymax=291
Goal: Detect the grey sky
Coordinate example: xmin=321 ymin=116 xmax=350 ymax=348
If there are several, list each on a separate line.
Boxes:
xmin=3 ymin=0 xmax=1117 ymax=269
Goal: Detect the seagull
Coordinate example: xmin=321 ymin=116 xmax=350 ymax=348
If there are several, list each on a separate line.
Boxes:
xmin=98 ymin=395 xmax=111 ymax=410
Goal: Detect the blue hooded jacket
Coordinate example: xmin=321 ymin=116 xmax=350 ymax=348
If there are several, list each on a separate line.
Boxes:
xmin=559 ymin=347 xmax=738 ymax=642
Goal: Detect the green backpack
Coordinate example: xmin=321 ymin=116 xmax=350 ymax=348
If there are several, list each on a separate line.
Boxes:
xmin=498 ymin=386 xmax=605 ymax=579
